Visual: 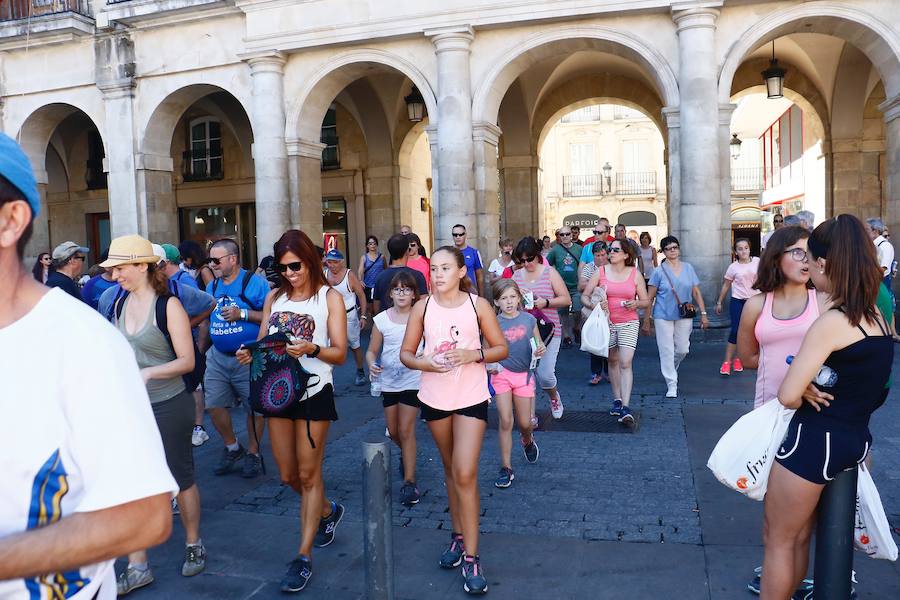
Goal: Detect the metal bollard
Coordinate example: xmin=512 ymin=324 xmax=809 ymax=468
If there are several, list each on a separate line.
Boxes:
xmin=813 ymin=466 xmax=858 ymax=599
xmin=363 ymin=441 xmax=394 ymax=600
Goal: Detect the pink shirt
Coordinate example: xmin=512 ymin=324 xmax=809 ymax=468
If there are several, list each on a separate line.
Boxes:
xmin=599 ymin=266 xmax=639 ymax=324
xmin=724 ymin=257 xmax=760 ymax=300
xmin=753 ymin=289 xmax=819 ymax=408
xmin=418 ymin=293 xmax=490 ymax=411
xmin=408 ymin=255 xmax=430 ymax=288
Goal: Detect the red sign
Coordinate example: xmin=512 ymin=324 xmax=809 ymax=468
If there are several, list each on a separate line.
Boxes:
xmin=323 ymin=234 xmax=338 ymax=252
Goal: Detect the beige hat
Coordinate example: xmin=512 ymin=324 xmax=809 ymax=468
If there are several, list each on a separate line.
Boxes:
xmin=100 ymin=235 xmax=159 ymax=268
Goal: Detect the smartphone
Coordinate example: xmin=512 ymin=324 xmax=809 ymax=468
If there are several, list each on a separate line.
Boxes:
xmin=523 ymin=290 xmax=535 ymax=310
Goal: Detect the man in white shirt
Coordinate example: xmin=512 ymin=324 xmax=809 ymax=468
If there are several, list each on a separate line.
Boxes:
xmin=0 ymin=133 xmax=177 ymax=599
xmin=866 ymin=217 xmax=895 ymax=286
xmin=760 ymin=213 xmax=784 ymax=249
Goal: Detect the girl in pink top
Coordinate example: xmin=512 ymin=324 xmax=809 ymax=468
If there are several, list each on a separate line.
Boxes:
xmin=400 ymin=246 xmax=507 ymax=595
xmin=714 ymin=238 xmax=760 ymax=376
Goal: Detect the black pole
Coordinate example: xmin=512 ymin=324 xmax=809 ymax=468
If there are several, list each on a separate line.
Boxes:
xmin=813 ymin=466 xmax=858 ymax=599
xmin=363 ymin=441 xmax=394 ymax=600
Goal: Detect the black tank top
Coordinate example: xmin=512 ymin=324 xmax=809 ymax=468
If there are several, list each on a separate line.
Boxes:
xmin=796 ymin=308 xmax=892 ymax=428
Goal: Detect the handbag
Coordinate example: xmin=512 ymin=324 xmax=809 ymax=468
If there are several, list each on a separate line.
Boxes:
xmin=580 ymin=303 xmax=610 ymax=357
xmin=707 ymin=399 xmax=795 ymax=501
xmin=247 ymin=332 xmax=320 ymax=417
xmin=660 ymin=264 xmax=697 ymax=319
xmin=527 ymin=308 xmax=555 ymax=346
xmin=854 ymin=462 xmax=899 ymax=560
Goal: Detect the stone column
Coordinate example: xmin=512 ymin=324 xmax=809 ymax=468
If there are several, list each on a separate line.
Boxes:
xmin=662 ymin=107 xmax=680 ymax=237
xmin=286 ymin=138 xmax=325 ymax=241
xmin=427 ymin=26 xmax=476 ymax=249
xmin=135 ymin=153 xmax=177 ymax=243
xmin=99 ymin=79 xmax=143 ymax=238
xmin=672 ymin=4 xmax=726 ymax=317
xmin=246 ymin=52 xmax=290 ymax=259
xmin=719 ymin=103 xmax=736 ymax=235
xmin=499 ymin=154 xmax=540 ymax=241
xmin=880 ymin=94 xmax=900 ymax=288
xmin=473 ymin=121 xmax=501 ymax=267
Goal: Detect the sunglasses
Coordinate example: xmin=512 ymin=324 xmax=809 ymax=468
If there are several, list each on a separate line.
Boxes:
xmin=560 ymin=232 xmax=572 ymax=237
xmin=783 ymin=248 xmax=809 ymax=262
xmin=516 ymin=255 xmax=539 ymax=264
xmin=409 ymin=243 xmax=418 ymax=247
xmin=208 ymin=253 xmax=235 ymax=265
xmin=773 ymin=219 xmax=784 ymax=224
xmin=608 ymin=247 xmax=623 ymax=253
xmin=274 ymin=261 xmax=304 ymax=273
xmin=452 ymin=232 xmax=466 ymax=238
xmin=663 ymin=245 xmax=679 ymax=252
xmin=72 ymin=255 xmax=86 ymax=262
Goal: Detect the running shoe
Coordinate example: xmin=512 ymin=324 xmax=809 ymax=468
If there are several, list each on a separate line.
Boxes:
xmin=748 ymin=567 xmax=815 ymax=596
xmin=181 ymin=543 xmax=207 ymax=577
xmin=116 ymin=565 xmax=154 ymax=595
xmin=213 ymin=445 xmax=245 ymax=476
xmin=280 ymin=555 xmax=312 ymax=593
xmin=733 ymin=358 xmax=744 ymax=372
xmin=462 ymin=554 xmax=488 ymax=595
xmin=191 ymin=425 xmax=209 ymax=447
xmin=665 ymin=385 xmax=678 ymax=398
xmin=242 ymin=452 xmax=263 ymax=478
xmin=618 ymin=406 xmax=635 ymax=425
xmin=494 ymin=467 xmax=514 ymax=489
xmin=550 ymin=393 xmax=564 ymax=419
xmin=439 ymin=533 xmax=465 ymax=569
xmin=609 ymin=399 xmax=623 ymax=417
xmin=522 ymin=437 xmax=539 ymax=464
xmin=400 ymin=481 xmax=420 ymax=506
xmin=314 ymin=501 xmax=345 ymax=548
xmin=589 ymin=374 xmax=602 ymax=385
xmin=354 ymin=369 xmax=367 ymax=386
xmin=720 ymin=361 xmax=731 ymax=376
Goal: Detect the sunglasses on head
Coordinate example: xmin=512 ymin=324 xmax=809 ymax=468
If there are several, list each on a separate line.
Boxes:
xmin=207 ymin=253 xmax=235 ymax=265
xmin=274 ymin=261 xmax=303 ymax=273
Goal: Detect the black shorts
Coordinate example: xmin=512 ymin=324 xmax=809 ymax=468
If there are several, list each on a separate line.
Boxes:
xmin=152 ymin=390 xmax=195 ymax=491
xmin=382 ymin=390 xmax=421 ymax=409
xmin=364 ymin=286 xmax=375 ymax=302
xmin=874 ymin=387 xmax=889 ymax=411
xmin=272 ymin=384 xmax=338 ymax=422
xmin=419 ymin=400 xmax=489 ymax=422
xmin=775 ymin=417 xmax=871 ymax=485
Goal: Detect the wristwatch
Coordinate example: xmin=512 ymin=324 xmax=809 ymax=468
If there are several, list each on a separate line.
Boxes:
xmin=308 ymin=344 xmax=321 ymax=358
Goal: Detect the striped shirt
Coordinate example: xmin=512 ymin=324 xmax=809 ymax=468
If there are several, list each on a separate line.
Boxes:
xmin=513 ymin=264 xmax=561 ymax=337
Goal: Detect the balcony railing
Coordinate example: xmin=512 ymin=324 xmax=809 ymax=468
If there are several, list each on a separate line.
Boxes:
xmin=1 ymin=0 xmax=92 ymax=20
xmin=616 ymin=171 xmax=657 ymax=195
xmin=731 ymin=167 xmax=763 ymax=192
xmin=562 ymin=174 xmax=604 ymax=197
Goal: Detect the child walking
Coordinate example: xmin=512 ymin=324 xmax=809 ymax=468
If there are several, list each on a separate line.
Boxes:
xmin=400 ymin=246 xmax=508 ymax=596
xmin=490 ymin=279 xmax=544 ymax=489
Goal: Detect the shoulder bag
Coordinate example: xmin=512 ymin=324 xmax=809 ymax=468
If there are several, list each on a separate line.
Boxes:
xmin=660 ymin=264 xmax=697 ymax=319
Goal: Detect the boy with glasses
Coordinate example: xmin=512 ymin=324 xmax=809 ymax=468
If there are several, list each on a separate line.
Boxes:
xmin=46 ymin=241 xmax=89 ymax=301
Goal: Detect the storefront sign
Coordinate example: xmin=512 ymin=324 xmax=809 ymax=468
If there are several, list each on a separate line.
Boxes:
xmin=324 ymin=233 xmax=338 ymax=252
xmin=563 ymin=213 xmax=600 ymax=228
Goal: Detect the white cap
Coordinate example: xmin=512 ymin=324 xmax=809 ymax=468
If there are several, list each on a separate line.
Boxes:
xmin=151 ymin=243 xmax=166 ymax=265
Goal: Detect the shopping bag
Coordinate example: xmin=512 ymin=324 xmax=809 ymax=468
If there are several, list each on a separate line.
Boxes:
xmin=580 ymin=303 xmax=610 ymax=357
xmin=706 ymin=400 xmax=794 ymax=501
xmin=854 ymin=463 xmax=898 ymax=560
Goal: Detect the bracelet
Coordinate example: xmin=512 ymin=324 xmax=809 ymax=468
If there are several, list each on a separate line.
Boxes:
xmin=700 ymin=311 xmax=708 ymax=316
xmin=360 ymin=315 xmax=368 ymax=320
xmin=308 ymin=344 xmax=321 ymax=359
xmin=240 ymin=308 xmax=248 ymax=321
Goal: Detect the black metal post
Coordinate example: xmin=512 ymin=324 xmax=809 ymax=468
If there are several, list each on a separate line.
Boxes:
xmin=813 ymin=466 xmax=858 ymax=599
xmin=363 ymin=441 xmax=393 ymax=600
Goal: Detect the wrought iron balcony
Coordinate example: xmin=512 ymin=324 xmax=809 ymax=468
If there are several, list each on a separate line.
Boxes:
xmin=1 ymin=0 xmax=92 ymax=20
xmin=731 ymin=167 xmax=764 ymax=192
xmin=562 ymin=174 xmax=605 ymax=198
xmin=616 ymin=171 xmax=657 ymax=195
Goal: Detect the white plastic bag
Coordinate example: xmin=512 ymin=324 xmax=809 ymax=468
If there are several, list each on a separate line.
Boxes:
xmin=854 ymin=463 xmax=898 ymax=560
xmin=579 ymin=303 xmax=610 ymax=357
xmin=707 ymin=400 xmax=795 ymax=501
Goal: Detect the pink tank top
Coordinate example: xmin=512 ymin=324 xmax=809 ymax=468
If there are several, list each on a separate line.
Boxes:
xmin=513 ymin=264 xmax=561 ymax=337
xmin=600 ymin=266 xmax=639 ymax=324
xmin=418 ymin=293 xmax=491 ymax=411
xmin=753 ymin=288 xmax=819 ymax=408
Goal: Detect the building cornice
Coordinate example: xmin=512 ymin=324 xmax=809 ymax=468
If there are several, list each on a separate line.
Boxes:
xmin=472 ymin=121 xmax=502 ymax=146
xmin=286 ymin=138 xmax=325 ymax=159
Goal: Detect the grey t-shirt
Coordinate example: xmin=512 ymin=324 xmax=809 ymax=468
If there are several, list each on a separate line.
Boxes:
xmin=498 ymin=311 xmax=537 ymax=373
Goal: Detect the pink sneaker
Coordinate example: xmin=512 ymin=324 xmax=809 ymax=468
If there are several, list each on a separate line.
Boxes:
xmin=732 ymin=358 xmax=744 ymax=373
xmin=719 ymin=361 xmax=731 ymax=376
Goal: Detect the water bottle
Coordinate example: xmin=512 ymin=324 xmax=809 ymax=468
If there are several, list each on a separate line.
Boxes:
xmin=370 ymin=362 xmax=381 ymax=397
xmin=786 ymin=356 xmax=838 ymax=387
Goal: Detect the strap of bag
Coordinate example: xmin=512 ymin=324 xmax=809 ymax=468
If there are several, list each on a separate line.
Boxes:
xmin=111 ymin=287 xmax=129 ymax=322
xmin=363 ymin=254 xmax=382 ymax=277
xmin=660 ymin=264 xmax=684 ymax=306
xmin=211 ymin=270 xmax=263 ymax=311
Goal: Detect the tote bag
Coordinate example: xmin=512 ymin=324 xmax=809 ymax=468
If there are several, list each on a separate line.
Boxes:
xmin=854 ymin=463 xmax=899 ymax=560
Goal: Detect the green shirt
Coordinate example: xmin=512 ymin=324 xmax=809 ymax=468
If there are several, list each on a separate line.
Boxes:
xmin=547 ymin=243 xmax=583 ymax=291
xmin=876 ymin=282 xmax=894 ymax=389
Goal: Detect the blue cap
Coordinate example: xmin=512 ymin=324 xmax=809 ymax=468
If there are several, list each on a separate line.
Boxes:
xmin=325 ymin=249 xmax=344 ymax=261
xmin=0 ymin=133 xmax=39 ymax=220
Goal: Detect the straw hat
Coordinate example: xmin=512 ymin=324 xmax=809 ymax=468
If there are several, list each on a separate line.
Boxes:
xmin=100 ymin=235 xmax=159 ymax=268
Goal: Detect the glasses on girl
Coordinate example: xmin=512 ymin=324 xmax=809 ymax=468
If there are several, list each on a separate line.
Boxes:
xmin=782 ymin=248 xmax=809 ymax=262
xmin=391 ymin=287 xmax=414 ymax=296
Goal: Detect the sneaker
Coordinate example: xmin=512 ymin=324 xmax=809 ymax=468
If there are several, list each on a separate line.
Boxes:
xmin=116 ymin=565 xmax=154 ymax=595
xmin=589 ymin=374 xmax=602 ymax=385
xmin=522 ymin=437 xmax=539 ymax=463
xmin=747 ymin=566 xmax=762 ymax=594
xmin=462 ymin=554 xmax=488 ymax=595
xmin=494 ymin=467 xmax=514 ymax=489
xmin=242 ymin=452 xmax=263 ymax=478
xmin=354 ymin=369 xmax=367 ymax=386
xmin=609 ymin=399 xmax=623 ymax=417
xmin=439 ymin=533 xmax=465 ymax=569
xmin=171 ymin=498 xmax=179 ymax=515
xmin=618 ymin=406 xmax=635 ymax=425
xmin=549 ymin=393 xmax=564 ymax=419
xmin=733 ymin=358 xmax=744 ymax=372
xmin=665 ymin=385 xmax=678 ymax=399
xmin=181 ymin=543 xmax=206 ymax=577
xmin=213 ymin=445 xmax=245 ymax=476
xmin=313 ymin=501 xmax=344 ymax=547
xmin=400 ymin=481 xmax=421 ymax=506
xmin=280 ymin=555 xmax=312 ymax=593
xmin=191 ymin=425 xmax=209 ymax=447
xmin=720 ymin=361 xmax=731 ymax=376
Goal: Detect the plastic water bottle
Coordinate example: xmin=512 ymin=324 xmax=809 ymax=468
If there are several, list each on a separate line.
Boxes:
xmin=370 ymin=363 xmax=381 ymax=397
xmin=786 ymin=355 xmax=838 ymax=387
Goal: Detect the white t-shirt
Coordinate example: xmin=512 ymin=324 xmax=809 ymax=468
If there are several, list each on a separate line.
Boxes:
xmin=0 ymin=289 xmax=178 ymax=600
xmin=373 ymin=309 xmax=422 ymax=392
xmin=487 ymin=257 xmax=513 ymax=279
xmin=874 ymin=236 xmax=894 ymax=276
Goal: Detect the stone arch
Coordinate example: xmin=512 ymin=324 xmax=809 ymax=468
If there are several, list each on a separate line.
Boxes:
xmin=16 ymin=103 xmax=106 ymax=179
xmin=473 ymin=26 xmax=680 ymax=126
xmin=718 ymin=3 xmax=900 ymax=103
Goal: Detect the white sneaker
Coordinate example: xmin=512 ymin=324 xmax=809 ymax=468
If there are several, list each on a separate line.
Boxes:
xmin=192 ymin=425 xmax=209 ymax=447
xmin=549 ymin=393 xmax=564 ymax=419
xmin=665 ymin=385 xmax=678 ymax=398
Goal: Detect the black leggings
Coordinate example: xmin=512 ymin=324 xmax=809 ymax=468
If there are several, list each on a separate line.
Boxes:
xmin=590 ymin=353 xmax=608 ymax=376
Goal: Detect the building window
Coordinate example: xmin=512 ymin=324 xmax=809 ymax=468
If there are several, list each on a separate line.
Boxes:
xmin=761 ymin=105 xmax=802 ymax=190
xmin=186 ymin=118 xmax=223 ymax=181
xmin=561 ymin=105 xmax=601 ymax=123
xmin=321 ymin=107 xmax=340 ymax=170
xmin=85 ymin=128 xmax=107 ymax=190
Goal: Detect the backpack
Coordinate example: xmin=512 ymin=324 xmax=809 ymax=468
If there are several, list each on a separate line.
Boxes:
xmin=114 ymin=292 xmax=207 ymax=394
xmin=211 ymin=269 xmax=263 ymax=311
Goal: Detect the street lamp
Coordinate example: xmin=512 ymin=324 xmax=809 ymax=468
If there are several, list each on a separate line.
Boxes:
xmin=602 ymin=162 xmax=612 ymax=193
xmin=761 ymin=40 xmax=786 ymax=99
xmin=404 ymin=86 xmax=426 ymax=122
xmin=730 ymin=134 xmax=742 ymax=160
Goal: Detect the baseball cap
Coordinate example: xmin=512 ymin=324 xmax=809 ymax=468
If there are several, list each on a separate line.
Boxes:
xmin=151 ymin=243 xmax=166 ymax=264
xmin=161 ymin=243 xmax=181 ymax=263
xmin=52 ymin=241 xmax=89 ymax=262
xmin=0 ymin=133 xmax=40 ymax=220
xmin=325 ymin=249 xmax=344 ymax=261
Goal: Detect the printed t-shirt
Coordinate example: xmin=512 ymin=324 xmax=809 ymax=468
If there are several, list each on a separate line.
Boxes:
xmin=460 ymin=246 xmax=483 ymax=289
xmin=0 ymin=289 xmax=178 ymax=600
xmin=724 ymin=257 xmax=760 ymax=300
xmin=547 ymin=243 xmax=583 ymax=291
xmin=206 ymin=269 xmax=270 ymax=353
xmin=372 ymin=266 xmax=427 ymax=311
xmin=648 ymin=262 xmax=700 ymax=321
xmin=497 ymin=311 xmax=537 ymax=372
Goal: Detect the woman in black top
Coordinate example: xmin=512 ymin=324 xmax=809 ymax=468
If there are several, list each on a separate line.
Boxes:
xmin=761 ymin=215 xmax=893 ymax=598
